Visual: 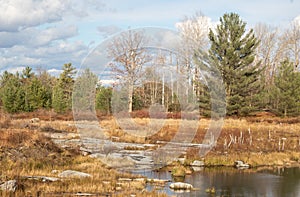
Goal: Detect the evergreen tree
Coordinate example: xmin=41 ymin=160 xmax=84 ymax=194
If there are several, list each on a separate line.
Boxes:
xmin=24 ymin=77 xmax=51 ymax=112
xmin=52 ymin=83 xmax=66 ymax=113
xmin=96 ymin=86 xmax=112 ymax=115
xmin=73 ymin=68 xmax=98 ymax=113
xmin=0 ymin=71 xmax=14 ymax=86
xmin=22 ymin=66 xmax=34 ymax=79
xmin=271 ymin=59 xmax=300 ymax=116
xmin=52 ymin=63 xmax=76 ymax=113
xmin=36 ymin=70 xmax=54 ymax=109
xmin=208 ymin=13 xmax=261 ymax=116
xmin=22 ymin=66 xmax=34 ymax=111
xmin=0 ymin=72 xmax=25 ymax=113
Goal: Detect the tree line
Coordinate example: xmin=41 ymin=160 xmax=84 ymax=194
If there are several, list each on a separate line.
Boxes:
xmin=0 ymin=12 xmax=300 ymax=117
xmin=0 ymin=63 xmax=112 ymax=114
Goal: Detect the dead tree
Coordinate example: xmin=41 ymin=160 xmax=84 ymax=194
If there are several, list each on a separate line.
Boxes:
xmin=108 ymin=30 xmax=149 ymax=112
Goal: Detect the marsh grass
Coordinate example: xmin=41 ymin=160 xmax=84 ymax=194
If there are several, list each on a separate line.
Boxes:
xmin=100 ymin=116 xmax=300 ymax=167
xmin=0 ymin=123 xmax=166 ymax=196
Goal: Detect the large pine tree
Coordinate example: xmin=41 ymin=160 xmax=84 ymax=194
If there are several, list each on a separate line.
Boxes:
xmin=209 ymin=13 xmax=261 ymax=116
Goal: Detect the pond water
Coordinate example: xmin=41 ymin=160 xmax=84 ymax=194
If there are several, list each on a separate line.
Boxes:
xmin=136 ymin=167 xmax=300 ymax=197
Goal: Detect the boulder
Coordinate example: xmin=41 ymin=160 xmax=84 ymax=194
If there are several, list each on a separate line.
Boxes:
xmin=0 ymin=180 xmax=18 ymax=192
xmin=169 ymin=182 xmax=193 ymax=190
xmin=190 ymin=160 xmax=204 ymax=167
xmin=58 ymin=170 xmax=91 ymax=178
xmin=234 ymin=160 xmax=250 ymax=169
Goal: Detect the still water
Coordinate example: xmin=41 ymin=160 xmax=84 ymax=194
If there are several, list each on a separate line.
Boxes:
xmin=138 ymin=167 xmax=300 ymax=197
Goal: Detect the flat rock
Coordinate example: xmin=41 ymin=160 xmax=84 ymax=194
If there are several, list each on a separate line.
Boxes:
xmin=0 ymin=180 xmax=18 ymax=192
xmin=190 ymin=160 xmax=204 ymax=167
xmin=170 ymin=182 xmax=193 ymax=190
xmin=58 ymin=170 xmax=91 ymax=178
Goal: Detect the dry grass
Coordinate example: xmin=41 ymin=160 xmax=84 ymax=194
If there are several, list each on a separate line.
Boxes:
xmin=0 ymin=117 xmax=167 ymax=196
xmin=100 ymin=116 xmax=300 ymax=167
xmin=1 ymin=154 xmax=165 ymax=196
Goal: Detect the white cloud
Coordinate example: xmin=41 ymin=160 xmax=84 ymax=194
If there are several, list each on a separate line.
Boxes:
xmin=0 ymin=40 xmax=88 ymax=70
xmin=0 ymin=0 xmax=106 ymax=72
xmin=0 ymin=55 xmax=42 ymax=70
xmin=0 ymin=25 xmax=78 ymax=48
xmin=0 ymin=0 xmax=71 ymax=32
xmin=34 ymin=25 xmax=78 ymax=46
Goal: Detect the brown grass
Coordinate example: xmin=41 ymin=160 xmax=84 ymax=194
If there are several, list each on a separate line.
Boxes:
xmin=100 ymin=116 xmax=300 ymax=167
xmin=0 ymin=119 xmax=167 ymax=196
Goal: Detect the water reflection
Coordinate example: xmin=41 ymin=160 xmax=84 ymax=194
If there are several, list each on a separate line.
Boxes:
xmin=138 ymin=167 xmax=300 ymax=196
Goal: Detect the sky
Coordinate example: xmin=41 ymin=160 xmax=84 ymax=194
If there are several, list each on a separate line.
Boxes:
xmin=0 ymin=0 xmax=300 ymax=74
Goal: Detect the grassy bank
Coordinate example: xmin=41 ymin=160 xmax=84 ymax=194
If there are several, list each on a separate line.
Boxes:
xmin=98 ymin=114 xmax=300 ymax=167
xmin=0 ymin=115 xmax=167 ymax=196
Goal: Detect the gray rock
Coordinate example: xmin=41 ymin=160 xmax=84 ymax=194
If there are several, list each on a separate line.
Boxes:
xmin=0 ymin=180 xmax=18 ymax=192
xmin=58 ymin=170 xmax=91 ymax=178
xmin=190 ymin=160 xmax=204 ymax=167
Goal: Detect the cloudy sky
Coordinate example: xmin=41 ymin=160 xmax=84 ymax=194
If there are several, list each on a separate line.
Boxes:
xmin=0 ymin=0 xmax=300 ymax=74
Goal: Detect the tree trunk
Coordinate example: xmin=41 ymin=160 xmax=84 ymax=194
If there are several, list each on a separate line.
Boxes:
xmin=128 ymin=81 xmax=133 ymax=113
xmin=162 ymin=73 xmax=165 ymax=106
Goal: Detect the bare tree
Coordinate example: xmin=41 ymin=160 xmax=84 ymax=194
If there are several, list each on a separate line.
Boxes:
xmin=108 ymin=30 xmax=149 ymax=112
xmin=254 ymin=23 xmax=285 ymax=85
xmin=176 ymin=12 xmax=211 ymax=51
xmin=282 ymin=21 xmax=300 ymax=70
xmin=176 ymin=12 xmax=212 ymax=97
